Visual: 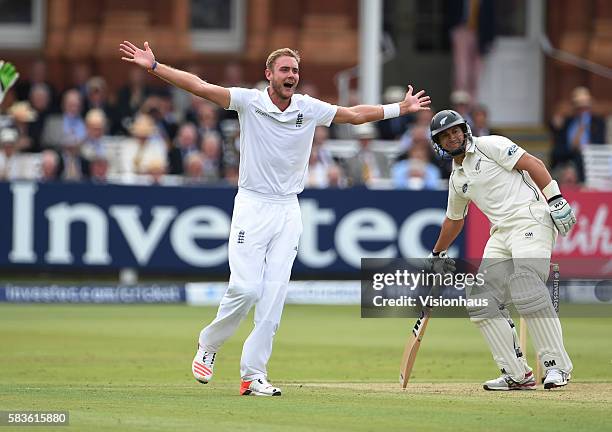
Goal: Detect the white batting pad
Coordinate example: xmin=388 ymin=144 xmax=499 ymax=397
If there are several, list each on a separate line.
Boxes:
xmin=509 ymin=272 xmax=573 ymax=373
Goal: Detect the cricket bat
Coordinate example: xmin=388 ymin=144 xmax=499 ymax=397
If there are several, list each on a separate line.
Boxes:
xmin=399 ymin=304 xmax=433 ymax=388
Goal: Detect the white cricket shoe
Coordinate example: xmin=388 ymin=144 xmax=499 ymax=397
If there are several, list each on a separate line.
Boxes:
xmin=543 ymin=368 xmax=571 ymax=389
xmin=483 ymin=370 xmax=536 ymax=391
xmin=239 ymin=377 xmax=281 ymax=396
xmin=192 ymin=345 xmax=216 ymax=384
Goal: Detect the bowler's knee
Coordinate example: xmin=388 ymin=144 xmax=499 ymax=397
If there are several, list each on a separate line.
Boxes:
xmin=227 ymin=282 xmax=260 ymax=305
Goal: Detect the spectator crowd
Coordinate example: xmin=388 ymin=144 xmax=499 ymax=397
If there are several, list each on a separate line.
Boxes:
xmin=0 ymin=60 xmax=607 ymax=190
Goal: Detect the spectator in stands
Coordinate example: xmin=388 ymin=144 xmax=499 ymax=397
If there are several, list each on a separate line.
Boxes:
xmin=88 ymin=154 xmax=109 ymax=184
xmin=312 ymin=125 xmax=334 ymax=165
xmin=126 ymin=114 xmax=167 ymax=175
xmin=392 ymin=142 xmax=441 ymax=190
xmin=342 ymin=123 xmax=390 ymax=186
xmin=143 ymin=90 xmax=179 ymax=142
xmin=378 ymin=86 xmax=413 ymax=140
xmin=56 ymin=134 xmax=89 ymax=182
xmin=28 ymin=83 xmax=53 ymax=152
xmin=7 ymin=101 xmax=36 ymax=151
xmin=41 ymin=89 xmax=87 ymax=149
xmin=470 ymin=104 xmax=498 ymax=137
xmin=39 ymin=149 xmax=60 ymax=182
xmin=450 ymin=90 xmax=473 ymax=127
xmin=116 ymin=68 xmax=151 ymax=134
xmin=139 ymin=94 xmax=175 ymax=143
xmin=550 ymin=86 xmax=607 ymax=182
xmin=399 ymin=113 xmax=434 ymax=153
xmin=0 ymin=128 xmax=21 ymax=180
xmin=183 ymin=152 xmax=206 ymax=185
xmin=307 ymin=126 xmax=336 ymax=188
xmin=69 ymin=62 xmax=92 ymax=101
xmin=557 ymin=162 xmax=580 ymax=188
xmin=326 ymin=164 xmax=348 ymax=189
xmin=223 ymin=164 xmax=240 ymax=186
xmin=145 ymin=156 xmax=167 ymax=185
xmin=199 ymin=131 xmax=224 ymax=182
xmin=197 ymin=101 xmax=222 ymax=137
xmin=219 ymin=117 xmax=241 ymax=170
xmin=15 ymin=59 xmax=59 ymax=111
xmin=184 ymin=93 xmax=206 ymax=125
xmin=168 ymin=123 xmax=197 ymax=175
xmin=83 ymin=77 xmax=118 ymax=134
xmin=81 ymin=109 xmax=110 ymax=161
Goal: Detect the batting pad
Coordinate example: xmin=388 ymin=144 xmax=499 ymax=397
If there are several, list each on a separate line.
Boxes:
xmin=475 ymin=316 xmax=529 ymax=381
xmin=510 ymin=272 xmax=573 ymax=373
xmin=508 ymin=272 xmax=550 ymax=315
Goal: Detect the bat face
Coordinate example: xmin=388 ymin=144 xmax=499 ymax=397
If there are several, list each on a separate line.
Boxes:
xmin=399 ymin=308 xmax=432 ymax=388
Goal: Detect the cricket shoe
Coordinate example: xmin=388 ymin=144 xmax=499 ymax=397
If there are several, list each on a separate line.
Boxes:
xmin=543 ymin=369 xmax=571 ymax=389
xmin=239 ymin=378 xmax=281 ymax=396
xmin=192 ymin=345 xmax=216 ymax=384
xmin=483 ymin=370 xmax=536 ymax=391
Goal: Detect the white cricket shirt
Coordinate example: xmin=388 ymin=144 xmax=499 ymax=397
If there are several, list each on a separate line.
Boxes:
xmin=446 ymin=135 xmax=544 ymax=232
xmin=227 ymin=87 xmax=338 ymax=196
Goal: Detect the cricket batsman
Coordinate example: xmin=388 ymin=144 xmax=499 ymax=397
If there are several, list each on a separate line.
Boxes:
xmin=0 ymin=60 xmax=19 ymax=104
xmin=427 ymin=109 xmax=575 ymax=390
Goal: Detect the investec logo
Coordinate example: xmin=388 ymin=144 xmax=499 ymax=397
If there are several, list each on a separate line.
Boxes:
xmin=6 ymin=183 xmax=453 ymax=269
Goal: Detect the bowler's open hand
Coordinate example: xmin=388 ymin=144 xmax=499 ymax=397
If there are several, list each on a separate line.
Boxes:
xmin=119 ymin=40 xmax=156 ymax=70
xmin=403 ymin=85 xmax=431 ymax=113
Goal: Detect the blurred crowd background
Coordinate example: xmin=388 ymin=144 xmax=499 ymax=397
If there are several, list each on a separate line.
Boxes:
xmin=0 ymin=0 xmax=611 ymax=191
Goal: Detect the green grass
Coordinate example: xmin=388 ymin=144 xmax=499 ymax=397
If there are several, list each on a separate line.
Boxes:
xmin=0 ymin=305 xmax=610 ymax=431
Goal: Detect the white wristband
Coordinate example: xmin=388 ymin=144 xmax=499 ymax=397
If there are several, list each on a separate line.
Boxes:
xmin=382 ymin=103 xmax=401 ymax=120
xmin=542 ymin=180 xmax=561 ymax=201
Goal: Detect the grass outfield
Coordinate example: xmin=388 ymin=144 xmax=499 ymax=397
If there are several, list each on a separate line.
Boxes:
xmin=1 ymin=304 xmax=610 ymax=431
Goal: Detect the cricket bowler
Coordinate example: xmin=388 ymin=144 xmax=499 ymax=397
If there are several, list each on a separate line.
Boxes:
xmin=427 ymin=109 xmax=576 ymax=390
xmin=120 ymin=41 xmax=431 ymax=396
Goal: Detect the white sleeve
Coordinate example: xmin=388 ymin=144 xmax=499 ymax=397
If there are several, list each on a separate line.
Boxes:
xmin=476 ymin=136 xmax=526 ymax=171
xmin=227 ymin=87 xmax=256 ymax=112
xmin=306 ymin=95 xmax=338 ymax=127
xmin=446 ymin=178 xmax=470 ymax=220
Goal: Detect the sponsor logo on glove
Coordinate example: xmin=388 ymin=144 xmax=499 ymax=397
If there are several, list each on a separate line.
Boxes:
xmin=548 ymin=196 xmax=577 ymax=236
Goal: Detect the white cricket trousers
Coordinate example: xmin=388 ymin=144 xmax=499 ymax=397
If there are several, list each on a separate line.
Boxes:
xmin=199 ymin=188 xmax=302 ymax=380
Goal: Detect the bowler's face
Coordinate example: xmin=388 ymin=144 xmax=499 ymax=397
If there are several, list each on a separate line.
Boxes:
xmin=266 ymin=56 xmax=299 ymax=100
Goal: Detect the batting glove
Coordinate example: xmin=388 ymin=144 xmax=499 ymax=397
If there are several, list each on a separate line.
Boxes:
xmin=548 ymin=196 xmax=576 ymax=236
xmin=0 ymin=60 xmax=19 ymax=104
xmin=425 ymin=250 xmax=456 ymax=274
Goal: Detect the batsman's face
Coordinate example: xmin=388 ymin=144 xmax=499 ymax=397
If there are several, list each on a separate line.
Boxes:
xmin=438 ymin=126 xmax=465 ymax=152
xmin=266 ymin=56 xmax=299 ymax=101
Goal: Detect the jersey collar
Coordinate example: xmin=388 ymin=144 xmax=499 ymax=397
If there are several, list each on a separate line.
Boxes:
xmin=262 ymin=87 xmax=301 ymax=113
xmin=465 ymin=136 xmax=476 ymax=153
